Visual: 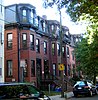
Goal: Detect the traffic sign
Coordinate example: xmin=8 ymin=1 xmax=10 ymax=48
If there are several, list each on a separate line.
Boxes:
xmin=58 ymin=64 xmax=64 ymax=71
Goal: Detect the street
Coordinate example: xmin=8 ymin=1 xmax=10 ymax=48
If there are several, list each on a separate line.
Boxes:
xmin=49 ymin=94 xmax=98 ymax=100
xmin=70 ymin=95 xmax=98 ymax=100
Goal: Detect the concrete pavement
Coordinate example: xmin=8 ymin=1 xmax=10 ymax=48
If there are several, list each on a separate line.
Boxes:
xmin=49 ymin=92 xmax=74 ymax=100
xmin=49 ymin=95 xmax=65 ymax=100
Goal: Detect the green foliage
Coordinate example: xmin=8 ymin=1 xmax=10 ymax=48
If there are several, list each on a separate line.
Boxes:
xmin=75 ymin=34 xmax=98 ymax=84
xmin=43 ymin=0 xmax=98 ymax=84
xmin=43 ymin=0 xmax=98 ymax=22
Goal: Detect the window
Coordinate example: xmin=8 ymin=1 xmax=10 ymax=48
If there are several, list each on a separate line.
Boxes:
xmin=57 ymin=44 xmax=60 ymax=56
xmin=22 ymin=9 xmax=27 ymax=22
xmin=76 ymin=38 xmax=78 ymax=42
xmin=0 ymin=25 xmax=3 ymax=44
xmin=43 ymin=22 xmax=45 ymax=32
xmin=7 ymin=60 xmax=12 ymax=77
xmin=66 ymin=31 xmax=69 ymax=36
xmin=68 ymin=65 xmax=70 ymax=76
xmin=72 ymin=51 xmax=75 ymax=60
xmin=72 ymin=64 xmax=75 ymax=75
xmin=33 ymin=10 xmax=38 ymax=27
xmin=0 ymin=68 xmax=2 ymax=76
xmin=56 ymin=26 xmax=60 ymax=36
xmin=0 ymin=84 xmax=41 ymax=99
xmin=0 ymin=57 xmax=2 ymax=76
xmin=31 ymin=60 xmax=35 ymax=77
xmin=36 ymin=39 xmax=40 ymax=53
xmin=66 ymin=47 xmax=69 ymax=57
xmin=44 ymin=41 xmax=47 ymax=54
xmin=51 ymin=25 xmax=54 ymax=31
xmin=30 ymin=34 xmax=34 ymax=50
xmin=30 ymin=10 xmax=34 ymax=24
xmin=7 ymin=33 xmax=12 ymax=49
xmin=41 ymin=21 xmax=44 ymax=31
xmin=34 ymin=16 xmax=38 ymax=26
xmin=52 ymin=43 xmax=55 ymax=55
xmin=62 ymin=46 xmax=65 ymax=57
xmin=23 ymin=60 xmax=28 ymax=77
xmin=0 ymin=0 xmax=2 ymax=13
xmin=53 ymin=64 xmax=56 ymax=76
xmin=22 ymin=33 xmax=27 ymax=49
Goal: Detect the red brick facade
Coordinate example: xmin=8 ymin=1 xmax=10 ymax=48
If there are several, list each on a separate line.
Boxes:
xmin=4 ymin=4 xmax=78 ymax=89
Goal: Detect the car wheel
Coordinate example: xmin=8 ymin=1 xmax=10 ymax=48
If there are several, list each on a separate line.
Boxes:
xmin=74 ymin=94 xmax=78 ymax=97
xmin=89 ymin=90 xmax=93 ymax=97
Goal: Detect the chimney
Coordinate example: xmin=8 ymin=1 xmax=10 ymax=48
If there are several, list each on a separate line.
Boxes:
xmin=42 ymin=15 xmax=47 ymax=20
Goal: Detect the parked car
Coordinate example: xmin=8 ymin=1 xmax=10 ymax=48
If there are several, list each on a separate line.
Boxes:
xmin=73 ymin=81 xmax=98 ymax=97
xmin=96 ymin=83 xmax=98 ymax=90
xmin=0 ymin=83 xmax=51 ymax=100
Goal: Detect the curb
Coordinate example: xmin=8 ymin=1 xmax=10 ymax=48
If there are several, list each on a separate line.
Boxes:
xmin=49 ymin=92 xmax=74 ymax=100
xmin=65 ymin=92 xmax=74 ymax=98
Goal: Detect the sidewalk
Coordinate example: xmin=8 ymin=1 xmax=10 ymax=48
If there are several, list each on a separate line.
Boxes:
xmin=49 ymin=92 xmax=74 ymax=100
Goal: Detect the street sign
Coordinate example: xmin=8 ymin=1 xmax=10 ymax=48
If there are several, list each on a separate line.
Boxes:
xmin=58 ymin=64 xmax=64 ymax=71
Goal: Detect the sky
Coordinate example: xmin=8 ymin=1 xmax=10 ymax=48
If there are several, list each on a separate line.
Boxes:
xmin=4 ymin=0 xmax=87 ymax=34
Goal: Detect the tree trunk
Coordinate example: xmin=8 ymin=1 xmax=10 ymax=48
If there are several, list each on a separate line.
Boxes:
xmin=93 ymin=72 xmax=96 ymax=85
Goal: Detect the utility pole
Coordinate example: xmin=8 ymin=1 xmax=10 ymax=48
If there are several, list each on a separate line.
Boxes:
xmin=59 ymin=9 xmax=64 ymax=98
xmin=17 ymin=26 xmax=20 ymax=82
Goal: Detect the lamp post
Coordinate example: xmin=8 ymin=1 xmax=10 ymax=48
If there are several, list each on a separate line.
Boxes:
xmin=59 ymin=8 xmax=64 ymax=97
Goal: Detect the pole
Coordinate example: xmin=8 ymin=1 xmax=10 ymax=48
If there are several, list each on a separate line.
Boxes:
xmin=59 ymin=9 xmax=64 ymax=97
xmin=18 ymin=27 xmax=20 ymax=82
xmin=48 ymin=84 xmax=50 ymax=94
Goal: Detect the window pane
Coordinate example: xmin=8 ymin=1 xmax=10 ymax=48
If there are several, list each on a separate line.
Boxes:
xmin=43 ymin=22 xmax=45 ymax=32
xmin=34 ymin=16 xmax=38 ymax=26
xmin=56 ymin=26 xmax=60 ymax=36
xmin=30 ymin=34 xmax=34 ymax=50
xmin=51 ymin=25 xmax=54 ymax=31
xmin=44 ymin=41 xmax=47 ymax=54
xmin=53 ymin=64 xmax=56 ymax=76
xmin=0 ymin=68 xmax=2 ymax=76
xmin=62 ymin=46 xmax=65 ymax=57
xmin=36 ymin=39 xmax=38 ymax=45
xmin=52 ymin=43 xmax=55 ymax=55
xmin=36 ymin=39 xmax=40 ymax=52
xmin=22 ymin=33 xmax=27 ymax=48
xmin=66 ymin=47 xmax=69 ymax=57
xmin=7 ymin=60 xmax=12 ymax=76
xmin=23 ymin=10 xmax=26 ymax=16
xmin=57 ymin=44 xmax=60 ymax=56
xmin=30 ymin=11 xmax=34 ymax=23
xmin=7 ymin=33 xmax=12 ymax=49
xmin=22 ymin=9 xmax=27 ymax=22
xmin=23 ymin=33 xmax=26 ymax=40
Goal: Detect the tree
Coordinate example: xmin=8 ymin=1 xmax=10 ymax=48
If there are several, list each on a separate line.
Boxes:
xmin=75 ymin=34 xmax=98 ymax=84
xmin=43 ymin=0 xmax=98 ymax=85
xmin=43 ymin=0 xmax=98 ymax=22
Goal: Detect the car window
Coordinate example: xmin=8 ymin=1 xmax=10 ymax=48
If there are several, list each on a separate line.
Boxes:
xmin=74 ymin=81 xmax=85 ymax=86
xmin=0 ymin=85 xmax=30 ymax=99
xmin=0 ymin=84 xmax=43 ymax=99
xmin=0 ymin=85 xmax=19 ymax=98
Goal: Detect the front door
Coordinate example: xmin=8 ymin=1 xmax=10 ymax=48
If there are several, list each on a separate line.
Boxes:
xmin=36 ymin=58 xmax=42 ymax=88
xmin=44 ymin=60 xmax=49 ymax=79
